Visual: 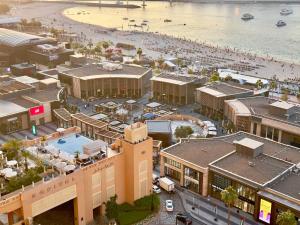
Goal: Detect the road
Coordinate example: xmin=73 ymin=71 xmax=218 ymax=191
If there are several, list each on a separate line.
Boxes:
xmin=148 ymin=190 xmax=206 ymax=225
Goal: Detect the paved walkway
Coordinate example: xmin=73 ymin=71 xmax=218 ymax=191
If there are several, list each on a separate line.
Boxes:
xmin=0 ymin=123 xmax=57 ymax=145
xmin=178 ymin=189 xmax=264 ymax=225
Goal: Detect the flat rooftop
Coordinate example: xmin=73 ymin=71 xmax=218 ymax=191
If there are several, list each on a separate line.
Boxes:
xmin=146 ymin=120 xmax=172 ymax=133
xmin=237 ymin=96 xmax=300 ymax=126
xmin=24 ymin=88 xmax=60 ymax=103
xmin=163 ymin=132 xmax=300 ymax=168
xmin=211 ymin=152 xmax=292 ymax=186
xmin=0 ymin=99 xmax=27 ymax=117
xmin=0 ymin=76 xmax=33 ymax=96
xmin=197 ymin=82 xmax=253 ymax=97
xmin=151 ymin=73 xmax=203 ymax=85
xmin=270 ymin=172 xmax=300 ymax=200
xmin=61 ymin=63 xmax=150 ymax=80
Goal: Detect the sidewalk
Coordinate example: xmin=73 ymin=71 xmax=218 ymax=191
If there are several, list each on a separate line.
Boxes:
xmin=178 ymin=189 xmax=264 ymax=225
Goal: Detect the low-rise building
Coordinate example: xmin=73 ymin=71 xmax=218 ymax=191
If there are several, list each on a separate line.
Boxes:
xmin=224 ymin=96 xmax=300 ymax=147
xmin=151 ymin=73 xmax=206 ymax=105
xmin=0 ymin=76 xmax=62 ymax=134
xmin=0 ymin=123 xmax=153 ymax=225
xmin=59 ymin=62 xmax=152 ymax=99
xmin=196 ymin=82 xmax=253 ymax=119
xmin=160 ymin=132 xmax=300 ymax=223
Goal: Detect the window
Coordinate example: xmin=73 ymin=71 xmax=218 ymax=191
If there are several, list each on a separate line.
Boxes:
xmin=164 ymin=157 xmax=181 ymax=169
xmin=165 ymin=167 xmax=181 ymax=181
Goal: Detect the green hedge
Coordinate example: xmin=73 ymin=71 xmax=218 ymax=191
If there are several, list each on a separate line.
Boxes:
xmin=117 ymin=194 xmax=160 ymax=225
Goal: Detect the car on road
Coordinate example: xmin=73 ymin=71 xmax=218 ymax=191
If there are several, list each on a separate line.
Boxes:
xmin=165 ymin=200 xmax=174 ymax=212
xmin=153 ymin=185 xmax=161 ymax=194
xmin=176 ymin=212 xmax=193 ymax=224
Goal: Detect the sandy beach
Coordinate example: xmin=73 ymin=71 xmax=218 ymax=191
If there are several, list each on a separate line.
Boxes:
xmin=9 ymin=2 xmax=300 ymax=82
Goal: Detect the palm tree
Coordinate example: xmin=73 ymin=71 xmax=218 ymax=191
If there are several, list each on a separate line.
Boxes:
xmin=210 ymin=72 xmax=220 ymax=82
xmin=21 ymin=151 xmax=30 ymax=171
xmin=2 ymin=139 xmax=22 ymax=161
xmin=87 ymin=40 xmax=93 ymax=50
xmin=256 ymin=79 xmax=264 ymax=90
xmin=221 ymin=186 xmax=238 ymax=225
xmin=137 ymin=48 xmax=143 ymax=61
xmin=269 ymin=80 xmax=277 ymax=98
xmin=276 ymin=210 xmax=297 ymax=225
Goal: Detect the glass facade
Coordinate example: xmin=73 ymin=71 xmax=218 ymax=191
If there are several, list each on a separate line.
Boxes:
xmin=184 ymin=166 xmax=203 ymax=194
xmin=164 ymin=167 xmax=181 ymax=182
xmin=210 ymin=172 xmax=256 ymax=215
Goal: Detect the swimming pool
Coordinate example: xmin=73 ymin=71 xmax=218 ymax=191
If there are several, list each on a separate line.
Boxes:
xmin=47 ymin=134 xmax=93 ymax=155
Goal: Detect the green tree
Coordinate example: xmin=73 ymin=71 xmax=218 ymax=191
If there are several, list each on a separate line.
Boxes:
xmin=87 ymin=40 xmax=93 ymax=49
xmin=221 ymin=186 xmax=238 ymax=225
xmin=210 ymin=72 xmax=220 ymax=82
xmin=102 ymin=41 xmax=110 ymax=50
xmin=224 ymin=75 xmax=232 ymax=81
xmin=21 ymin=151 xmax=30 ymax=171
xmin=269 ymin=80 xmax=277 ymax=98
xmin=281 ymin=89 xmax=289 ymax=101
xmin=105 ymin=195 xmax=119 ymax=224
xmin=137 ymin=48 xmax=143 ymax=60
xmin=188 ymin=68 xmax=194 ymax=75
xmin=175 ymin=126 xmax=194 ymax=139
xmin=276 ymin=210 xmax=297 ymax=225
xmin=2 ymin=139 xmax=22 ymax=161
xmin=256 ymin=79 xmax=264 ymax=89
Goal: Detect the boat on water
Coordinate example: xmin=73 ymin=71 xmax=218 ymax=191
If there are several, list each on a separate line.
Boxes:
xmin=276 ymin=20 xmax=287 ymax=27
xmin=164 ymin=19 xmax=172 ymax=23
xmin=241 ymin=13 xmax=254 ymax=21
xmin=280 ymin=9 xmax=293 ymax=16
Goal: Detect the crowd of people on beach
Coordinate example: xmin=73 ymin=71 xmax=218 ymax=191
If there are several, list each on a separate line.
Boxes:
xmin=21 ymin=3 xmax=300 ymax=84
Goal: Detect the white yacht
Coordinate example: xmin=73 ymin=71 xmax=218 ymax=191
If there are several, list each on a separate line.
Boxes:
xmin=280 ymin=9 xmax=293 ymax=16
xmin=241 ymin=13 xmax=254 ymax=21
xmin=276 ymin=20 xmax=287 ymax=27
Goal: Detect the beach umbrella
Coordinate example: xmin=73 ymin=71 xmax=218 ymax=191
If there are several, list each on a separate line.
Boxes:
xmin=56 ymin=128 xmax=66 ymax=133
xmin=64 ymin=165 xmax=76 ymax=172
xmin=6 ymin=160 xmax=18 ymax=167
xmin=55 ymin=161 xmax=67 ymax=170
xmin=5 ymin=171 xmax=17 ymax=179
xmin=0 ymin=168 xmax=13 ymax=176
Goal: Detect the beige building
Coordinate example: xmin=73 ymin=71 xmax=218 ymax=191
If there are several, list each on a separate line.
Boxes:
xmin=224 ymin=96 xmax=300 ymax=148
xmin=0 ymin=123 xmax=153 ymax=225
xmin=59 ymin=62 xmax=152 ymax=99
xmin=151 ymin=73 xmax=206 ymax=105
xmin=160 ymin=132 xmax=300 ymax=224
xmin=196 ymin=82 xmax=253 ymax=119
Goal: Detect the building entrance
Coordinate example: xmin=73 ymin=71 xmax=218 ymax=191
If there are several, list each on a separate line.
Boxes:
xmin=33 ymin=200 xmax=75 ymax=225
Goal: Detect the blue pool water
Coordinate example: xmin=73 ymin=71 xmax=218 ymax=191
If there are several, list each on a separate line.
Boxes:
xmin=47 ymin=134 xmax=93 ymax=154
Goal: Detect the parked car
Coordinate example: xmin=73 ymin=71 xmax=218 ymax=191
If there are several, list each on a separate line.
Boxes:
xmin=165 ymin=200 xmax=173 ymax=212
xmin=176 ymin=213 xmax=193 ymax=224
xmin=152 ymin=185 xmax=161 ymax=194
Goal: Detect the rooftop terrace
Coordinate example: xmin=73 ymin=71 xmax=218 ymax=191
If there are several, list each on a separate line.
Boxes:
xmin=61 ymin=63 xmax=150 ymax=79
xmin=197 ymin=82 xmax=253 ymax=97
xmin=151 ymin=73 xmax=204 ymax=85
